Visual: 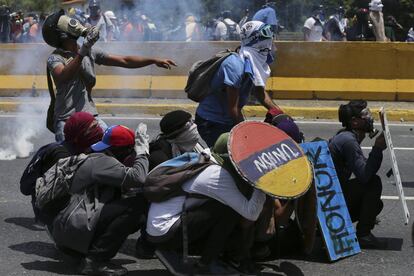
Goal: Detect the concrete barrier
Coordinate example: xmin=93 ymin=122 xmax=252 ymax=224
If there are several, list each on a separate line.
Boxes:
xmin=0 ymin=41 xmax=413 ymax=101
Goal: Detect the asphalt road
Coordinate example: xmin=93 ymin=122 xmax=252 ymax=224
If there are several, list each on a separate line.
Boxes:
xmin=0 ymin=114 xmax=413 ymax=276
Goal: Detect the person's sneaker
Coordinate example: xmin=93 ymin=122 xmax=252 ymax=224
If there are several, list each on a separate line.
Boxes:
xmin=193 ymin=259 xmax=239 ymax=276
xmin=78 ymin=258 xmax=128 ymax=276
xmin=357 ymin=233 xmax=387 ymax=249
xmin=135 ymin=237 xmax=155 ymax=259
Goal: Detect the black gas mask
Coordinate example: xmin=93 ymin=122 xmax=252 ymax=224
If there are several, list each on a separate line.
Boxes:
xmin=338 ymin=102 xmax=378 ymax=138
xmin=359 ymin=108 xmax=379 ymax=138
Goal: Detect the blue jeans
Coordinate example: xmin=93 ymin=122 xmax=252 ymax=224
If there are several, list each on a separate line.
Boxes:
xmin=195 ymin=114 xmax=234 ymax=148
xmin=55 ymin=116 xmax=108 ymax=142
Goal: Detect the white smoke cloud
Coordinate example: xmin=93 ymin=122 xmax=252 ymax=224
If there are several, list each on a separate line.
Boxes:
xmin=0 ymin=100 xmax=48 ymax=161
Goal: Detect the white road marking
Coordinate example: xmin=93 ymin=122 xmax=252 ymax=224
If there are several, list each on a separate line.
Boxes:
xmin=296 ymin=121 xmax=414 ymax=127
xmin=0 ymin=113 xmax=413 ymax=126
xmin=382 ymin=196 xmax=414 ymax=201
xmin=362 ymin=147 xmax=414 ymax=151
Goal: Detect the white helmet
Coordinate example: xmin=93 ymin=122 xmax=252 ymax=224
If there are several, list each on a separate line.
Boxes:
xmin=240 ymin=21 xmax=273 ymax=47
xmin=104 ymin=10 xmax=117 ymax=20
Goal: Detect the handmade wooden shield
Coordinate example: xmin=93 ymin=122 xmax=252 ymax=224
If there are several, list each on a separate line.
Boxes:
xmin=380 ymin=107 xmax=410 ymax=225
xmin=228 ymin=121 xmax=313 ymax=199
xmin=295 ymin=180 xmax=318 ymax=255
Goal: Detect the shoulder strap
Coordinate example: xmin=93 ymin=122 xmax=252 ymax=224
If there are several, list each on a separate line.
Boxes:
xmin=46 ymin=66 xmax=56 ymax=133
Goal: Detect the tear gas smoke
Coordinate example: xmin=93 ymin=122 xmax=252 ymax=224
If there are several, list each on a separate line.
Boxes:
xmin=0 ymin=101 xmax=48 ymax=160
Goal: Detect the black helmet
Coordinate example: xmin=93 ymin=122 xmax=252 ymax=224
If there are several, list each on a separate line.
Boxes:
xmin=42 ymin=9 xmax=66 ymax=48
xmin=89 ymin=0 xmax=101 ymax=18
xmin=89 ymin=0 xmax=101 ymax=8
xmin=42 ymin=9 xmax=79 ymax=48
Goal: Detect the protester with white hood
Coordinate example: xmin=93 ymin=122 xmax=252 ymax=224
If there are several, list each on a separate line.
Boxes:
xmin=195 ymin=21 xmax=283 ymax=147
xmin=369 ymin=0 xmax=387 ymax=41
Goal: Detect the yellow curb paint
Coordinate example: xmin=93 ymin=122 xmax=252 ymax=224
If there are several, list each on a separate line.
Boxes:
xmin=1 ymin=75 xmax=414 ymax=101
xmin=0 ymin=102 xmax=414 ymax=121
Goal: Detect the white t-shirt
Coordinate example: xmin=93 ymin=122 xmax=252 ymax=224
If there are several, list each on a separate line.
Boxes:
xmin=304 ymin=17 xmax=324 ymax=42
xmin=146 ymin=164 xmax=266 ymax=237
xmin=215 ymin=21 xmax=228 ymax=40
xmin=88 ymin=14 xmax=114 ymax=42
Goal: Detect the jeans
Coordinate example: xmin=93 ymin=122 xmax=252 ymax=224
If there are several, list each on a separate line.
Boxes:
xmin=55 ymin=116 xmax=108 ymax=142
xmin=341 ymin=175 xmax=383 ymax=236
xmin=195 ymin=114 xmax=234 ymax=148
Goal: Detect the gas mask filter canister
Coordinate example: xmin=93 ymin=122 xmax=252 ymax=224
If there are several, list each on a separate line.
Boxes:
xmin=57 ymin=15 xmax=88 ymax=38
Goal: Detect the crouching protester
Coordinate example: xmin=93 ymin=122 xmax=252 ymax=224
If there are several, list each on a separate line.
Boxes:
xmin=49 ymin=124 xmax=150 ymax=276
xmin=20 ymin=112 xmax=103 ymax=225
xmin=329 ymin=100 xmax=386 ymax=249
xmin=42 ymin=10 xmax=176 ymax=142
xmin=195 ymin=21 xmax=282 ymax=147
xmin=145 ymin=132 xmax=266 ymax=275
xmin=148 ymin=110 xmax=203 ymax=170
xmin=136 ymin=110 xmax=203 ymax=259
xmin=243 ymin=108 xmax=306 ymax=259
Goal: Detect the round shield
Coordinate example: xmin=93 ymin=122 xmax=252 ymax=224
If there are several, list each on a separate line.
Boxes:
xmin=228 ymin=121 xmax=313 ymax=199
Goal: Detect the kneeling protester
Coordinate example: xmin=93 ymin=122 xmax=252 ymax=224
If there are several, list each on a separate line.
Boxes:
xmin=51 ymin=124 xmax=150 ymax=276
xmin=145 ymin=134 xmax=269 ymax=275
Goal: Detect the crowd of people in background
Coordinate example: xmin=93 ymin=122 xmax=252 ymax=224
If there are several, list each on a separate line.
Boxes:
xmin=1 ymin=0 xmax=414 ymax=44
xmin=303 ymin=0 xmax=406 ymax=42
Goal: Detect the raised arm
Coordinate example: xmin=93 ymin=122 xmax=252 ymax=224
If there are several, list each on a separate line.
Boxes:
xmin=100 ymin=54 xmax=177 ymax=69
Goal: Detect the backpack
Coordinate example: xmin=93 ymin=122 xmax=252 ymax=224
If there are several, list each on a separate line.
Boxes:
xmin=35 ymin=154 xmax=89 ymax=210
xmin=144 ymin=152 xmax=212 ymax=202
xmin=184 ymin=49 xmax=235 ymax=102
xmin=223 ymin=20 xmax=240 ymax=40
xmin=20 ymin=142 xmax=63 ymax=196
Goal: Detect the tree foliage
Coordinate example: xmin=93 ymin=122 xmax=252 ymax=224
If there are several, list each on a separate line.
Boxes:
xmin=1 ymin=0 xmax=413 ymax=33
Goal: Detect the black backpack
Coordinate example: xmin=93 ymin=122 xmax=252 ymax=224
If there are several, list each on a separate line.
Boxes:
xmin=185 ymin=49 xmax=235 ymax=102
xmin=20 ymin=142 xmax=64 ymax=196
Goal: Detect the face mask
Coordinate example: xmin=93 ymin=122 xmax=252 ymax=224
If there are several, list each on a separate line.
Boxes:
xmin=57 ymin=15 xmax=88 ymax=38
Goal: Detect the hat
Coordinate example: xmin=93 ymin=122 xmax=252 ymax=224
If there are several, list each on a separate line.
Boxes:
xmin=212 ymin=132 xmax=230 ymax=155
xmin=64 ymin=112 xmax=103 ymax=153
xmin=160 ymin=110 xmax=192 ymax=137
xmin=264 ymin=107 xmax=284 ymax=124
xmin=91 ymin=125 xmax=135 ymax=152
xmin=271 ymin=114 xmax=303 ymax=143
xmin=369 ymin=0 xmax=383 ymax=12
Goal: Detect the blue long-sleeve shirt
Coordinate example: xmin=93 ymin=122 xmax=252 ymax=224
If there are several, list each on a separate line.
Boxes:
xmin=329 ymin=130 xmax=383 ymax=184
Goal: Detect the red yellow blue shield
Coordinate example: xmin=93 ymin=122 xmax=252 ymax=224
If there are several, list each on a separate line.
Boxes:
xmin=228 ymin=121 xmax=313 ymax=199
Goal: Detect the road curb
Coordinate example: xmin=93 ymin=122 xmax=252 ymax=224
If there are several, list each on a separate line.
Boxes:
xmin=0 ymin=102 xmax=413 ymax=122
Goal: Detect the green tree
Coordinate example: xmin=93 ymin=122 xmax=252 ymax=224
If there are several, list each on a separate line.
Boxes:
xmin=0 ymin=0 xmax=57 ymax=13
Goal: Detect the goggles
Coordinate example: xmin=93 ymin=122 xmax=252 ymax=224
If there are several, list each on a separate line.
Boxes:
xmin=243 ymin=24 xmax=273 ymax=46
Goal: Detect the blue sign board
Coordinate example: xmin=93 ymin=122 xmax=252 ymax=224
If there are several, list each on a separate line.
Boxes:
xmin=301 ymin=141 xmax=361 ymax=261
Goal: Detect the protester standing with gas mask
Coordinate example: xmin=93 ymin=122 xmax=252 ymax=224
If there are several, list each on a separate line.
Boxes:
xmin=195 ymin=21 xmax=283 ymax=147
xmin=42 ymin=10 xmax=176 ymax=142
xmin=328 ymin=100 xmax=387 ymax=249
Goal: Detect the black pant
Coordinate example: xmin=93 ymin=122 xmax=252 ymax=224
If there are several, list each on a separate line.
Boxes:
xmin=195 ymin=114 xmax=234 ymax=148
xmin=341 ymin=175 xmax=383 ymax=236
xmin=87 ymin=195 xmax=148 ymax=261
xmin=154 ymin=199 xmax=240 ymax=264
